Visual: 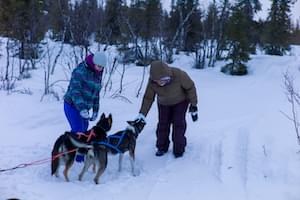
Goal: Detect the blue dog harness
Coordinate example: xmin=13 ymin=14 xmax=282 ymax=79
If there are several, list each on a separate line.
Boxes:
xmin=94 ymin=131 xmax=127 ymax=153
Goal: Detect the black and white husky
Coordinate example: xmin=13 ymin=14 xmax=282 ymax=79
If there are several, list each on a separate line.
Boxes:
xmin=78 ymin=118 xmax=146 ymax=184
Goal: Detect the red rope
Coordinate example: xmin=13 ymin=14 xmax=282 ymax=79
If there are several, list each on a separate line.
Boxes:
xmin=76 ymin=130 xmax=96 ymax=143
xmin=0 ymin=148 xmax=77 ymax=173
xmin=86 ymin=129 xmax=96 ymax=143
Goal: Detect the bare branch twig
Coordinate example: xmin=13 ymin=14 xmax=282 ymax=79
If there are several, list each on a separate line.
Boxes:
xmin=282 ymin=71 xmax=300 ymax=145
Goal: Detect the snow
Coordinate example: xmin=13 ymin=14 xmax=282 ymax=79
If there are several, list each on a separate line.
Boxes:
xmin=1 ymin=40 xmax=300 ymax=200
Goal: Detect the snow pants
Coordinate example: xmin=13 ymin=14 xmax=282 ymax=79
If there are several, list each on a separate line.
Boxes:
xmin=156 ymin=100 xmax=189 ymax=154
xmin=64 ymin=101 xmax=89 ymax=133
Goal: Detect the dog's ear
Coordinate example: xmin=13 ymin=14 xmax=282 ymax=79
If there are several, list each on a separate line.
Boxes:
xmin=127 ymin=120 xmax=134 ymax=126
xmin=108 ymin=114 xmax=112 ymax=126
xmin=100 ymin=113 xmax=105 ymax=120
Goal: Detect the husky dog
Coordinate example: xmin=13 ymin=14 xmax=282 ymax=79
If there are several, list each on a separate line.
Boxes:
xmin=51 ymin=113 xmax=112 ymax=182
xmin=78 ymin=118 xmax=146 ymax=184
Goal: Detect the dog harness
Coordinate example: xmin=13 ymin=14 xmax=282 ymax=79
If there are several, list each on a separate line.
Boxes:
xmin=76 ymin=129 xmax=96 ymax=143
xmin=94 ymin=131 xmax=127 ymax=153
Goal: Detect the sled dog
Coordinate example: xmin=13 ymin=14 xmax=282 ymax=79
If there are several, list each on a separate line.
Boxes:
xmin=51 ymin=113 xmax=112 ymax=182
xmin=78 ymin=118 xmax=146 ymax=184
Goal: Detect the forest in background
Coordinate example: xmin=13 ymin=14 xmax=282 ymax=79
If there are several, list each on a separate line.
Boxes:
xmin=0 ymin=0 xmax=300 ymax=92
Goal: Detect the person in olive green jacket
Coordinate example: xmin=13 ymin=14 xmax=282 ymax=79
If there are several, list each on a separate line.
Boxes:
xmin=136 ymin=60 xmax=198 ymax=158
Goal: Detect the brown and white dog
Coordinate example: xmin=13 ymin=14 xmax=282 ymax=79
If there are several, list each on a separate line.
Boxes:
xmin=51 ymin=113 xmax=112 ymax=182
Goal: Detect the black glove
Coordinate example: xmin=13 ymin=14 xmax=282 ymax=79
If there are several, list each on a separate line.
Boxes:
xmin=189 ymin=105 xmax=198 ymax=122
xmin=90 ymin=111 xmax=98 ymax=121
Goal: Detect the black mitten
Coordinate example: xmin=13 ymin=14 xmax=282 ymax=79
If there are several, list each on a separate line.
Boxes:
xmin=189 ymin=105 xmax=198 ymax=122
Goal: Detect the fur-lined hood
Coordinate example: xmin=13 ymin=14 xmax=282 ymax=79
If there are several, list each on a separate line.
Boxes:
xmin=150 ymin=61 xmax=172 ymax=80
xmin=139 ymin=61 xmax=198 ymax=116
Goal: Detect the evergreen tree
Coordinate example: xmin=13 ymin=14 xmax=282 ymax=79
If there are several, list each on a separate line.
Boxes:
xmin=238 ymin=0 xmax=261 ymax=53
xmin=122 ymin=0 xmax=162 ymax=64
xmin=141 ymin=0 xmax=162 ymax=63
xmin=238 ymin=0 xmax=261 ymax=19
xmin=169 ymin=0 xmax=202 ymax=51
xmin=290 ymin=21 xmax=300 ymax=45
xmin=263 ymin=0 xmax=292 ymax=55
xmin=94 ymin=4 xmax=106 ymax=44
xmin=128 ymin=0 xmax=146 ymax=41
xmin=0 ymin=0 xmax=25 ymax=37
xmin=221 ymin=3 xmax=252 ymax=75
xmin=163 ymin=0 xmax=202 ymax=63
xmin=46 ymin=0 xmax=71 ymax=42
xmin=215 ymin=0 xmax=231 ymax=60
xmin=0 ymin=0 xmax=46 ymax=60
xmin=142 ymin=0 xmax=162 ymax=40
xmin=203 ymin=1 xmax=219 ymax=67
xmin=104 ymin=0 xmax=125 ymax=45
xmin=204 ymin=2 xmax=219 ymax=41
xmin=123 ymin=0 xmax=146 ymax=62
xmin=184 ymin=0 xmax=202 ymax=52
xmin=70 ymin=0 xmax=98 ymax=51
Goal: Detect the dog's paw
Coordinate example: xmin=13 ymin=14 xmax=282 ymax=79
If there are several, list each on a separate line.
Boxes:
xmin=94 ymin=178 xmax=99 ymax=184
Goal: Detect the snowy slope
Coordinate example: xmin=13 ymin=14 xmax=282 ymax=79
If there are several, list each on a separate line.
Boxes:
xmin=1 ymin=42 xmax=300 ymax=200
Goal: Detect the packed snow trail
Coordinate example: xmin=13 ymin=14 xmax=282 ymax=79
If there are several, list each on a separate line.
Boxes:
xmin=1 ymin=47 xmax=300 ymax=200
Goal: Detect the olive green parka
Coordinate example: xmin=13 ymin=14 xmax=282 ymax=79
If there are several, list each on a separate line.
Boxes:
xmin=139 ymin=61 xmax=198 ymax=116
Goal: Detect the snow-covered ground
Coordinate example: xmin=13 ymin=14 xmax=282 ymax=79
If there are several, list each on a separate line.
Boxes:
xmin=1 ymin=42 xmax=300 ymax=200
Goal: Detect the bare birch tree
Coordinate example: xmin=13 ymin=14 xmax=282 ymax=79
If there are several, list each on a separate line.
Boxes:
xmin=1 ymin=39 xmax=18 ymax=93
xmin=281 ymin=71 xmax=300 ymax=146
xmin=164 ymin=6 xmax=197 ymax=63
xmin=103 ymin=58 xmax=117 ymax=97
xmin=40 ymin=38 xmax=68 ymax=101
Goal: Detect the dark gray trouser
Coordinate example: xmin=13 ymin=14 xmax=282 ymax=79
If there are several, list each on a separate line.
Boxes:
xmin=156 ymin=100 xmax=189 ymax=154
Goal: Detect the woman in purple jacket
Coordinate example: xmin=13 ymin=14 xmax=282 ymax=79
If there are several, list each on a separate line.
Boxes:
xmin=64 ymin=51 xmax=107 ymax=162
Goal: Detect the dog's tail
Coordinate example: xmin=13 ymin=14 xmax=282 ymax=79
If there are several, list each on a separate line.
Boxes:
xmin=51 ymin=134 xmax=66 ymax=176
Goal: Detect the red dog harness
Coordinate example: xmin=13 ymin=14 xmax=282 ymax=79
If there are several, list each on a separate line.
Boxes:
xmin=76 ymin=129 xmax=96 ymax=143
